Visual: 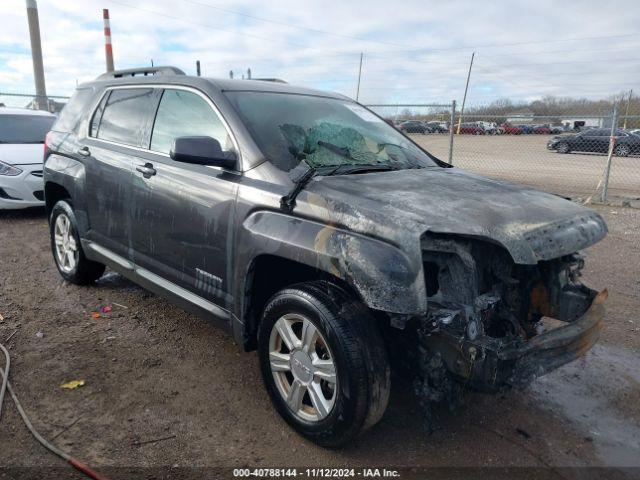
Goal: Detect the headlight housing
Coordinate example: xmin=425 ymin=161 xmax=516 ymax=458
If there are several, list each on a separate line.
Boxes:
xmin=0 ymin=160 xmax=22 ymax=176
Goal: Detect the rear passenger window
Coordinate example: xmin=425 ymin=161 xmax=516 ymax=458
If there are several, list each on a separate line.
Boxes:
xmin=95 ymin=88 xmax=154 ymax=146
xmin=150 ymin=89 xmax=232 ymax=155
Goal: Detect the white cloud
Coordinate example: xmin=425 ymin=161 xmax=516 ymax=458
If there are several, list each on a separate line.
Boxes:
xmin=1 ymin=0 xmax=639 ymax=105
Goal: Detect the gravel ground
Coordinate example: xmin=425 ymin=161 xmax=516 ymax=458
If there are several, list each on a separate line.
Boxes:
xmin=0 ymin=205 xmax=638 ymax=480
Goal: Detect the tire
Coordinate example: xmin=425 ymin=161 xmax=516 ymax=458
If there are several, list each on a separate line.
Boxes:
xmin=556 ymin=142 xmax=570 ymax=154
xmin=50 ymin=200 xmax=105 ymax=284
xmin=614 ymin=144 xmax=630 ymax=157
xmin=258 ymin=281 xmax=390 ymax=447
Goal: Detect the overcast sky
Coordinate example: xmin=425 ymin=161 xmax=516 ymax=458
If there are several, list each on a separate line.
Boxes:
xmin=2 ymin=0 xmax=639 ymax=106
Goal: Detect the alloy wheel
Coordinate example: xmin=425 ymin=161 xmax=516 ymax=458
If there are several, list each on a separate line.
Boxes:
xmin=268 ymin=313 xmax=337 ymax=422
xmin=54 ymin=213 xmax=78 ymax=273
xmin=615 ymin=145 xmax=630 ymax=157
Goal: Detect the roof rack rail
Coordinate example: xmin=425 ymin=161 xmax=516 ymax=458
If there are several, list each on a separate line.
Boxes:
xmin=251 ymin=78 xmax=288 ymax=84
xmin=96 ymin=66 xmax=186 ymax=80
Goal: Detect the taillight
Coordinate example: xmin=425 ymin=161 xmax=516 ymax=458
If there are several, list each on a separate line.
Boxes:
xmin=44 ymin=131 xmax=52 ymax=160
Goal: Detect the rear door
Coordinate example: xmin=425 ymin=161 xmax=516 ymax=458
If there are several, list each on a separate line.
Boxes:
xmin=82 ymin=87 xmax=158 ymax=259
xmin=130 ymin=87 xmax=240 ymax=309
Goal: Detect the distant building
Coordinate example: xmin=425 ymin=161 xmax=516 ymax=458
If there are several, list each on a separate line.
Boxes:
xmin=505 ymin=110 xmax=535 ymax=123
xmin=560 ymin=117 xmax=609 ymax=130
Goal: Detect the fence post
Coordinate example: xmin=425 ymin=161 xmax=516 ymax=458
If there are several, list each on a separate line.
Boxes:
xmin=601 ymin=105 xmax=618 ymax=203
xmin=448 ymin=100 xmax=456 ymax=165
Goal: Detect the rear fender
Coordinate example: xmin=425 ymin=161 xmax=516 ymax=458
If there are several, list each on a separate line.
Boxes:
xmin=44 ymin=151 xmax=89 ymax=234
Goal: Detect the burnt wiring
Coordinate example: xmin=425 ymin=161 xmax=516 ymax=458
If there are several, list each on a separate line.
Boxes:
xmin=0 ymin=342 xmax=110 ymax=480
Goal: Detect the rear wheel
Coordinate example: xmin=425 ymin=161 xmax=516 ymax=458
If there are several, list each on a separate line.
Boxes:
xmin=614 ymin=144 xmax=630 ymax=157
xmin=50 ymin=200 xmax=105 ymax=284
xmin=258 ymin=281 xmax=390 ymax=447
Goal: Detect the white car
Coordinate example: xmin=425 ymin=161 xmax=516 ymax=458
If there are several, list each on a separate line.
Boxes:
xmin=0 ymin=108 xmax=56 ymax=209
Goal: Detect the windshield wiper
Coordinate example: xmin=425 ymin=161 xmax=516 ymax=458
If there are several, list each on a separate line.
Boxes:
xmin=280 ymin=161 xmax=342 ymax=214
xmin=317 ymin=140 xmax=352 ymax=159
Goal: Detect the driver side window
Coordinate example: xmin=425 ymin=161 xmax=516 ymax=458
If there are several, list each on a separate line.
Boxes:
xmin=150 ymin=89 xmax=232 ymax=155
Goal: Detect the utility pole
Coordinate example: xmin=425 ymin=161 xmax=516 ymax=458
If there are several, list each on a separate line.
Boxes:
xmin=456 ymin=52 xmax=475 ymax=134
xmin=247 ymin=68 xmax=251 ymax=80
xmin=103 ymin=9 xmax=114 ymax=72
xmin=196 ymin=60 xmax=201 ymax=77
xmin=26 ymin=0 xmax=47 ymax=110
xmin=356 ymin=52 xmax=363 ymax=101
xmin=623 ymin=89 xmax=633 ymax=129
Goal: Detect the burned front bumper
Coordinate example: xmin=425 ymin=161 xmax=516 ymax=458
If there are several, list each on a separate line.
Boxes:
xmin=425 ymin=290 xmax=607 ymax=392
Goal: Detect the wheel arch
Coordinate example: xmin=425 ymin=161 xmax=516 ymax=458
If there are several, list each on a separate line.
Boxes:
xmin=240 ymin=254 xmax=358 ymax=351
xmin=44 ymin=181 xmax=71 ymax=218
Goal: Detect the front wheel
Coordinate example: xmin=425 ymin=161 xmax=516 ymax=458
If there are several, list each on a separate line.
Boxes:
xmin=556 ymin=142 xmax=570 ymax=154
xmin=50 ymin=200 xmax=105 ymax=284
xmin=258 ymin=281 xmax=390 ymax=447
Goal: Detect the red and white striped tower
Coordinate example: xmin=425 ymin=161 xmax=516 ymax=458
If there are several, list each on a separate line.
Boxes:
xmin=103 ymin=9 xmax=114 ymax=72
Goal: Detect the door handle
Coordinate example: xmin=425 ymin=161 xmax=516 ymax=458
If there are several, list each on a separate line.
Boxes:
xmin=77 ymin=146 xmax=90 ymax=157
xmin=136 ymin=163 xmax=157 ymax=178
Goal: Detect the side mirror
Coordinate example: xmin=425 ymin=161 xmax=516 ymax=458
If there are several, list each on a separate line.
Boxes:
xmin=170 ymin=136 xmax=237 ymax=169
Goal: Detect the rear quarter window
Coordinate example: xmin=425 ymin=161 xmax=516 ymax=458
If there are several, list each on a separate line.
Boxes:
xmin=53 ymin=87 xmax=95 ymax=133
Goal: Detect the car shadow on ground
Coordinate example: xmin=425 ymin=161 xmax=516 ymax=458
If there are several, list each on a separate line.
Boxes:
xmin=0 ymin=206 xmax=47 ymax=219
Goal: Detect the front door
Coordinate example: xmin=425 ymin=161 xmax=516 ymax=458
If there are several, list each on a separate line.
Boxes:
xmin=130 ymin=87 xmax=240 ymax=310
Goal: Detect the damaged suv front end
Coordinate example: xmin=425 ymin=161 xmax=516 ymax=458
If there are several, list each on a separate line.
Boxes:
xmin=418 ymin=235 xmax=606 ymax=394
xmin=304 ymin=166 xmax=608 ymax=400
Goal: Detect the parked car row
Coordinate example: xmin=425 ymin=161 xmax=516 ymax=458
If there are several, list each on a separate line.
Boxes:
xmin=397 ymin=120 xmax=448 ymax=134
xmin=452 ymin=122 xmax=565 ymax=135
xmin=394 ymin=120 xmax=569 ymax=136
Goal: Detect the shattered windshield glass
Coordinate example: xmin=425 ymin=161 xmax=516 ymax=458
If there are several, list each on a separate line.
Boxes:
xmin=225 ymin=91 xmax=440 ymax=172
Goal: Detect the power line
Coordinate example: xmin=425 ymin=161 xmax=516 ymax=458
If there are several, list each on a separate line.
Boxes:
xmin=178 ymin=0 xmax=414 ymax=48
xmin=107 ymin=0 xmax=318 ymax=51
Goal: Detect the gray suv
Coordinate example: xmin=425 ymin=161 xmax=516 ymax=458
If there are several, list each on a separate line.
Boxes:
xmin=44 ymin=67 xmax=608 ymax=446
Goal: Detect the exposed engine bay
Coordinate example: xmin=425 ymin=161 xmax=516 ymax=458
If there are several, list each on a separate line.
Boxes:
xmin=394 ymin=235 xmax=606 ymax=413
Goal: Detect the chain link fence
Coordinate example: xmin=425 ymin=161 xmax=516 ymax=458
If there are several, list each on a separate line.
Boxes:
xmin=0 ymin=92 xmax=636 ymax=203
xmin=367 ymin=102 xmax=640 ymax=204
xmin=0 ymin=92 xmax=69 ymax=113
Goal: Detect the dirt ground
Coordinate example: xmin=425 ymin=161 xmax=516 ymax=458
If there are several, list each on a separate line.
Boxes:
xmin=410 ymin=133 xmax=640 ymax=202
xmin=0 ymin=205 xmax=639 ymax=480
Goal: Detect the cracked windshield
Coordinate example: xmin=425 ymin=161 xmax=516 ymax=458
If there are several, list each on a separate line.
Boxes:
xmin=225 ymin=91 xmax=439 ymax=172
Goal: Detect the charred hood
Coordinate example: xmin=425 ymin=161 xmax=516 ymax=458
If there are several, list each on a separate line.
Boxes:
xmin=303 ymin=167 xmax=607 ymax=265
